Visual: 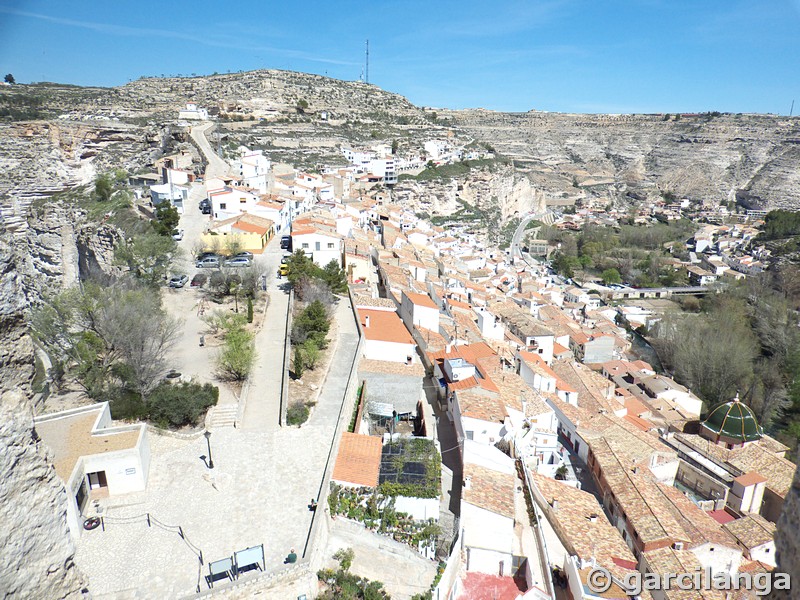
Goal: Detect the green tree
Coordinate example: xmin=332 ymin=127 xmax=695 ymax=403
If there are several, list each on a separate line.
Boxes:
xmin=601 ymin=268 xmax=622 ymax=285
xmin=144 ymin=382 xmax=219 ymax=428
xmin=95 ymin=174 xmax=114 ymax=202
xmin=303 ymin=340 xmax=320 ymax=369
xmin=291 ymin=300 xmax=330 ymax=348
xmin=247 ymin=297 xmax=254 ymax=323
xmin=293 ymin=345 xmax=305 ymax=378
xmin=4 ymin=74 xmax=14 ymax=84
xmin=114 ymin=232 xmax=178 ymax=285
xmin=152 ymin=202 xmax=180 ymax=236
xmin=320 ymin=260 xmax=348 ymax=294
xmin=296 ymin=98 xmax=309 ymax=113
xmin=216 ymin=324 xmax=256 ymax=381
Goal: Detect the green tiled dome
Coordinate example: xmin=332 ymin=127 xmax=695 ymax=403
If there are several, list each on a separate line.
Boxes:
xmin=702 ymin=398 xmax=762 ymax=443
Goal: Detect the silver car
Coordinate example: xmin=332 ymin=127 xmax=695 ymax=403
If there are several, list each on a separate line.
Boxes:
xmin=196 ymin=256 xmax=220 ymax=268
xmin=224 ymin=256 xmax=252 ymax=268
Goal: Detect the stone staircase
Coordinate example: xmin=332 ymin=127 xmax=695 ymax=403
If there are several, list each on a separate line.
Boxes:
xmin=207 ymin=404 xmax=239 ymax=429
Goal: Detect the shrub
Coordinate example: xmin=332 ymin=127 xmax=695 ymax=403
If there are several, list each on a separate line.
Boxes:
xmin=247 ymin=297 xmax=254 ymax=323
xmin=287 ymin=402 xmax=310 ymax=425
xmin=146 ymin=381 xmax=219 ymax=428
xmin=294 ymin=345 xmax=305 ymax=378
xmin=303 ymin=340 xmax=320 ymax=369
xmin=216 ymin=326 xmax=256 ymax=381
xmin=291 ymin=300 xmax=330 ymax=348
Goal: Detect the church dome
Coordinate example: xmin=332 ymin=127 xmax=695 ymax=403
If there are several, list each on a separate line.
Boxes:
xmin=701 ymin=396 xmax=762 ymax=444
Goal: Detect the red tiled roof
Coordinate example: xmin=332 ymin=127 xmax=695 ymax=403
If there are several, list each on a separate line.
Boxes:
xmin=332 ymin=433 xmax=382 ymax=487
xmin=734 ymin=471 xmax=768 ymax=487
xmin=358 ymin=308 xmax=414 ymax=345
xmin=458 ymin=573 xmax=527 ymax=600
xmin=405 ymin=291 xmax=438 ymax=309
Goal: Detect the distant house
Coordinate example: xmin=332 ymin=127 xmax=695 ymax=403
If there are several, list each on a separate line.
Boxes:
xmin=203 ymin=213 xmax=274 ymax=253
xmin=686 ymin=265 xmax=718 ymax=286
xmin=291 ymin=224 xmax=343 ymax=268
xmin=149 ymin=183 xmax=189 ymax=212
xmin=178 ymin=102 xmax=209 ymax=120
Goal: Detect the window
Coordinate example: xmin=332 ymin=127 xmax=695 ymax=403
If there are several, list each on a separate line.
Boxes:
xmin=315 ymin=241 xmax=321 ymax=251
xmin=240 ymin=198 xmax=247 ymax=204
xmin=220 ymin=203 xmax=227 ymax=209
xmin=302 ymin=243 xmax=309 ymax=249
xmin=466 ymin=431 xmax=474 ymax=440
xmin=327 ymin=242 xmax=334 ymax=249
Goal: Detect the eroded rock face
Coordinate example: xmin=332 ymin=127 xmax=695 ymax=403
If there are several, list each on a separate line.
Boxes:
xmin=393 ymin=164 xmax=546 ymax=221
xmin=0 ymin=233 xmax=88 ymax=599
xmin=775 ymin=453 xmax=800 ymax=598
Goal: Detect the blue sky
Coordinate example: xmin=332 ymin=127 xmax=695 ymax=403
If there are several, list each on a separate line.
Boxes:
xmin=1 ymin=0 xmax=799 ymax=114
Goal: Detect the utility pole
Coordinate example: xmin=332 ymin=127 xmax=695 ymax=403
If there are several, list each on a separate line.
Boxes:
xmin=365 ymin=39 xmax=369 ymax=84
xmin=791 ymin=100 xmax=795 ymax=117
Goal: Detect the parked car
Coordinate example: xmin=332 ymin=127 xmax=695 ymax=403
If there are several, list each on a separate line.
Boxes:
xmin=168 ymin=274 xmax=189 ymax=288
xmin=225 ymin=256 xmax=252 ymax=268
xmin=171 ymin=228 xmax=184 ymax=241
xmin=233 ymin=251 xmax=254 ymax=261
xmin=199 ymin=199 xmax=211 ymax=215
xmin=196 ymin=256 xmax=220 ymax=269
xmin=279 ymin=263 xmax=289 ymax=277
xmin=280 ymin=235 xmax=292 ymax=250
xmin=190 ymin=273 xmax=207 ymax=287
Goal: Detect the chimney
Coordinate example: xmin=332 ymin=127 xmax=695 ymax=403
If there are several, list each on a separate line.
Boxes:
xmin=464 ymin=476 xmax=472 ymax=490
xmin=364 ymin=315 xmax=370 ymax=328
xmin=445 ymin=342 xmax=453 ymax=353
xmin=552 ymin=499 xmax=559 ymax=512
xmin=588 ymin=513 xmax=598 ymax=523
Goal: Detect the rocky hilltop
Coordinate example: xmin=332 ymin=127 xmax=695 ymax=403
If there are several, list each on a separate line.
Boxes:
xmin=444 ymin=109 xmax=800 ymax=210
xmin=3 ymin=71 xmax=800 ymax=218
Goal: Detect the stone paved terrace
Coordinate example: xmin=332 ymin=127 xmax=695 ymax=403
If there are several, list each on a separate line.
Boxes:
xmin=74 ymin=298 xmax=360 ymax=599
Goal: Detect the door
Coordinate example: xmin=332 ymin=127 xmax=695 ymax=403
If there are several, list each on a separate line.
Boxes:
xmin=87 ymin=471 xmax=108 ymax=490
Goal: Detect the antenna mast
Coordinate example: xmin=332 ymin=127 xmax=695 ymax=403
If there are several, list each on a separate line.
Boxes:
xmin=365 ymin=39 xmax=369 ymax=84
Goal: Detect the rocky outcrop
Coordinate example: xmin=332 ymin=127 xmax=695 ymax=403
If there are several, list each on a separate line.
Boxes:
xmin=0 ymin=231 xmax=88 ymax=599
xmin=392 ymin=163 xmax=546 ymax=220
xmin=775 ymin=453 xmax=800 ymax=598
xmin=0 ymin=391 xmax=89 ymax=600
xmin=443 ymin=110 xmax=800 ymax=211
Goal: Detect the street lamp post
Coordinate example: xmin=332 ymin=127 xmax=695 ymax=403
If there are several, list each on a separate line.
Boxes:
xmin=204 ymin=430 xmax=214 ymax=469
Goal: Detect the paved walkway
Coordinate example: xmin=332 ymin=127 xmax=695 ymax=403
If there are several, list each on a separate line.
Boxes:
xmin=241 ymin=238 xmax=290 ymax=431
xmin=74 ymin=296 xmax=360 ymax=599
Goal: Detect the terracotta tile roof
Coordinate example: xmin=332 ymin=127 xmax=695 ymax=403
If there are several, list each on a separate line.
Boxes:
xmin=462 ymin=463 xmax=516 ymax=519
xmin=457 ymin=389 xmax=508 ymax=422
xmin=533 ymin=473 xmax=638 ymax=583
xmin=358 ymin=358 xmax=425 ymax=377
xmin=358 ymin=308 xmax=414 ymax=345
xmin=518 ymin=351 xmax=558 ymax=380
xmin=675 ymin=433 xmax=795 ymax=497
xmin=552 ymin=342 xmax=571 ymax=356
xmin=332 ymin=433 xmax=382 ymax=487
xmin=723 ymin=514 xmax=776 ymax=550
xmin=643 ymin=548 xmax=727 ymax=600
xmin=405 ymin=291 xmax=438 ymax=309
xmin=734 ymin=471 xmax=768 ymax=487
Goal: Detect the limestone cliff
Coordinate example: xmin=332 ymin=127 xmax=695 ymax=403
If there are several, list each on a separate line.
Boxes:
xmin=0 ymin=231 xmax=88 ymax=599
xmin=774 ymin=452 xmax=800 ymax=598
xmin=392 ymin=163 xmax=546 ymax=220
